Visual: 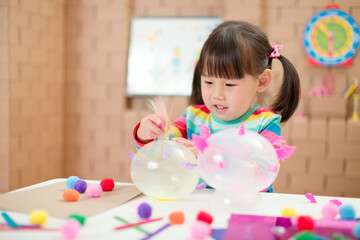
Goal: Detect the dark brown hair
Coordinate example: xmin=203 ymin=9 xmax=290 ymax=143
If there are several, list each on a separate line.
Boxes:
xmin=190 ymin=21 xmax=300 ymax=122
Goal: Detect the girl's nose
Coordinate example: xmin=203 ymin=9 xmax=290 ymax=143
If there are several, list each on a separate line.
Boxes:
xmin=212 ymin=87 xmax=226 ymax=100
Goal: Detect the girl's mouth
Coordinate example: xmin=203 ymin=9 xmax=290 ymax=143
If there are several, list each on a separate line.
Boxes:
xmin=214 ymin=105 xmax=228 ymax=112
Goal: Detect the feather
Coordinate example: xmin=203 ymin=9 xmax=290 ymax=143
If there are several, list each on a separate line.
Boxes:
xmin=148 ymin=97 xmax=171 ymax=135
xmin=238 ymin=122 xmax=245 ymax=135
xmin=276 ymin=145 xmax=296 ymax=162
xmin=192 ymin=125 xmax=211 ymax=154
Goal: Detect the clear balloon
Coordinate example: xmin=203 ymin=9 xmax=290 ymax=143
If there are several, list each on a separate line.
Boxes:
xmin=198 ymin=128 xmax=279 ymax=193
xmin=131 ymin=138 xmax=199 ymax=200
xmin=197 ymin=128 xmax=279 ymax=211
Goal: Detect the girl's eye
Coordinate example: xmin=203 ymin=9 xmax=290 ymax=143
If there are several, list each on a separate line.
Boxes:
xmin=225 ymin=83 xmax=236 ymax=87
xmin=205 ymin=81 xmax=213 ymax=85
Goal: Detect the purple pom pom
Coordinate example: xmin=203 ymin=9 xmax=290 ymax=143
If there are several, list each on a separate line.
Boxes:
xmin=137 ymin=202 xmax=152 ymax=219
xmin=74 ymin=180 xmax=87 ymax=194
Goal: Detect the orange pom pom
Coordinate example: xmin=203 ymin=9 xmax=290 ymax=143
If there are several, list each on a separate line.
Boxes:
xmin=63 ymin=189 xmax=80 ymax=202
xmin=169 ymin=211 xmax=185 ymax=225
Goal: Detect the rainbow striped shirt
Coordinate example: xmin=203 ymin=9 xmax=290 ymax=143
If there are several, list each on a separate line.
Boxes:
xmin=167 ymin=104 xmax=281 ymax=139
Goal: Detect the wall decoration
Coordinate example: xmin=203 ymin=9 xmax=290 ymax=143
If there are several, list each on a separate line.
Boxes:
xmin=303 ymin=4 xmax=360 ymax=67
xmin=126 ymin=17 xmax=222 ymax=96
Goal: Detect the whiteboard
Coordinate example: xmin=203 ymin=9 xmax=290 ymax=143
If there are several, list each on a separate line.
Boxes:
xmin=126 ymin=17 xmax=222 ymax=96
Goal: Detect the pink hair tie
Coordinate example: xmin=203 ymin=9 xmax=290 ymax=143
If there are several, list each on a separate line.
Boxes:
xmin=270 ymin=45 xmax=283 ymax=58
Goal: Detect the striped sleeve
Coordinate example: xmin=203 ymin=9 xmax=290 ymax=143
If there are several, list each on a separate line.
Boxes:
xmin=166 ymin=114 xmax=188 ymax=139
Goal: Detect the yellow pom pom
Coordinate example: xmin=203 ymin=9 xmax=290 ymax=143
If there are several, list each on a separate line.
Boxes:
xmin=281 ymin=207 xmax=297 ymax=217
xmin=30 ymin=209 xmax=49 ymax=226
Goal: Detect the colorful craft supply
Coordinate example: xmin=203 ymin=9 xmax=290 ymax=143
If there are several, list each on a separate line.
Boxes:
xmin=1 ymin=211 xmax=19 ymax=228
xmin=66 ymin=176 xmax=80 ymax=189
xmin=195 ymin=182 xmax=206 ymax=190
xmin=353 ymin=221 xmax=360 ymax=238
xmin=330 ymin=199 xmax=342 ymax=207
xmin=275 ymin=217 xmax=292 ymax=229
xmin=138 ymin=202 xmax=152 ymax=219
xmin=196 ymin=211 xmax=213 ymax=225
xmin=114 ymin=217 xmax=163 ymax=230
xmin=60 ymin=219 xmax=81 ymax=240
xmin=281 ymin=207 xmax=297 ymax=217
xmin=297 ymin=216 xmax=314 ymax=231
xmin=100 ymin=178 xmax=115 ymax=191
xmin=141 ymin=211 xmax=185 ymax=240
xmin=63 ymin=189 xmax=80 ymax=202
xmin=339 ymin=205 xmax=356 ymax=220
xmin=87 ymin=184 xmax=102 ymax=198
xmin=305 ymin=193 xmax=317 ymax=203
xmin=73 ymin=180 xmax=87 ymax=194
xmin=168 ymin=211 xmax=185 ymax=224
xmin=190 ymin=220 xmax=212 ymax=240
xmin=114 ymin=216 xmax=149 ymax=234
xmin=321 ymin=202 xmax=339 ymax=220
xmin=68 ymin=214 xmax=86 ymax=226
xmin=30 ymin=209 xmax=48 ymax=226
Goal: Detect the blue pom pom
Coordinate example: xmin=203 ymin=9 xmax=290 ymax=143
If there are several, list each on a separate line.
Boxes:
xmin=353 ymin=221 xmax=360 ymax=238
xmin=74 ymin=180 xmax=87 ymax=193
xmin=137 ymin=202 xmax=152 ymax=219
xmin=339 ymin=205 xmax=356 ymax=220
xmin=66 ymin=176 xmax=80 ymax=189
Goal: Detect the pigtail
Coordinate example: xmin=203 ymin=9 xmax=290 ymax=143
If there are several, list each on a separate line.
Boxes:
xmin=271 ymin=56 xmax=300 ymax=122
xmin=190 ymin=62 xmax=204 ymax=105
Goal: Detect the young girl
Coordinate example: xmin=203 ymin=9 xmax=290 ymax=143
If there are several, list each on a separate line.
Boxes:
xmin=133 ymin=21 xmax=300 ymax=192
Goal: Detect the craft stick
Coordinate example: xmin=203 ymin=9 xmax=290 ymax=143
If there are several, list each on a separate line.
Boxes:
xmin=2 ymin=224 xmax=41 ymax=229
xmin=141 ymin=223 xmax=171 ymax=240
xmin=114 ymin=216 xmax=149 ymax=234
xmin=114 ymin=217 xmax=163 ymax=230
xmin=1 ymin=212 xmax=19 ymax=229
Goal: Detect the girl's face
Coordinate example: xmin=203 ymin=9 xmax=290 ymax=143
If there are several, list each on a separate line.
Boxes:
xmin=201 ymin=74 xmax=260 ymax=121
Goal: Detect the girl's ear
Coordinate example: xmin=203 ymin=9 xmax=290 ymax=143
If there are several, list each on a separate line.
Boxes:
xmin=257 ymin=69 xmax=272 ymax=92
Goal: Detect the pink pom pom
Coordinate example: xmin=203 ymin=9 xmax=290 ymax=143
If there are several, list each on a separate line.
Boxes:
xmin=190 ymin=220 xmax=212 ymax=240
xmin=87 ymin=184 xmax=102 ymax=198
xmin=60 ymin=219 xmax=81 ymax=240
xmin=321 ymin=202 xmax=339 ymax=220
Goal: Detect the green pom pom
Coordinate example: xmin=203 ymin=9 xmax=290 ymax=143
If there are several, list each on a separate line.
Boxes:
xmin=68 ymin=213 xmax=86 ymax=226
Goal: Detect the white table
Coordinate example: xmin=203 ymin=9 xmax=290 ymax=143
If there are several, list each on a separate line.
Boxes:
xmin=0 ymin=179 xmax=359 ymax=240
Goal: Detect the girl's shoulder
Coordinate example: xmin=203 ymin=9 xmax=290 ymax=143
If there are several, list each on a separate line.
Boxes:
xmin=252 ymin=105 xmax=278 ymax=115
xmin=187 ymin=105 xmax=211 ymax=115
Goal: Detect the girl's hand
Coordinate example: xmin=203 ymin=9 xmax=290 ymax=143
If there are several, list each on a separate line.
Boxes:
xmin=171 ymin=137 xmax=198 ymax=158
xmin=137 ymin=114 xmax=164 ymax=143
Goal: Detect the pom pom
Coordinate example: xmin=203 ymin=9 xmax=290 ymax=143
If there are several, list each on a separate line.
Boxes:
xmin=190 ymin=220 xmax=212 ymax=240
xmin=196 ymin=211 xmax=213 ymax=225
xmin=339 ymin=205 xmax=356 ymax=220
xmin=353 ymin=221 xmax=360 ymax=238
xmin=60 ymin=219 xmax=81 ymax=240
xmin=63 ymin=189 xmax=80 ymax=202
xmin=297 ymin=216 xmax=314 ymax=231
xmin=100 ymin=178 xmax=115 ymax=191
xmin=169 ymin=211 xmax=185 ymax=225
xmin=137 ymin=202 xmax=152 ymax=219
xmin=87 ymin=184 xmax=102 ymax=198
xmin=321 ymin=202 xmax=339 ymax=220
xmin=68 ymin=214 xmax=86 ymax=226
xmin=66 ymin=176 xmax=80 ymax=189
xmin=281 ymin=207 xmax=297 ymax=217
xmin=29 ymin=209 xmax=48 ymax=226
xmin=275 ymin=217 xmax=292 ymax=228
xmin=74 ymin=180 xmax=87 ymax=194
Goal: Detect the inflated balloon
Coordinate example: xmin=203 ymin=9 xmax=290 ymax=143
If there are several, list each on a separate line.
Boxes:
xmin=131 ymin=138 xmax=199 ymax=200
xmin=197 ymin=128 xmax=279 ymax=193
xmin=193 ymin=123 xmax=295 ymax=211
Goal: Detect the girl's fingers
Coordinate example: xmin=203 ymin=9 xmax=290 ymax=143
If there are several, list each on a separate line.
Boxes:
xmin=189 ymin=147 xmax=198 ymax=158
xmin=171 ymin=138 xmax=194 ymax=147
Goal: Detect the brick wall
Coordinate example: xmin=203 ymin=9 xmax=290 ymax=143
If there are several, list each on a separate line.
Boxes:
xmin=0 ymin=0 xmax=10 ymax=193
xmin=7 ymin=0 xmax=64 ymax=190
xmin=2 ymin=0 xmax=360 ymax=197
